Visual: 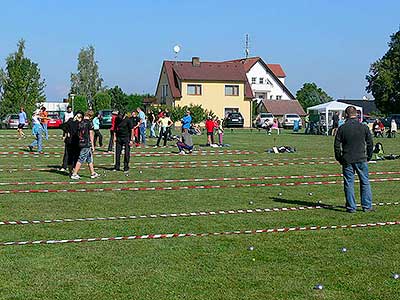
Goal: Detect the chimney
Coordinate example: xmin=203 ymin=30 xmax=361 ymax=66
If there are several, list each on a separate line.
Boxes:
xmin=192 ymin=57 xmax=200 ymax=67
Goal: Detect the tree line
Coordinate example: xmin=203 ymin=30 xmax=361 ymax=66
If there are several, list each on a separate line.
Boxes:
xmin=1 ymin=28 xmax=400 ymax=119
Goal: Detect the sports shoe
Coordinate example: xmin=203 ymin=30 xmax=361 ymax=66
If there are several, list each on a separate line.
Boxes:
xmin=59 ymin=168 xmax=66 ymax=172
xmin=346 ymin=209 xmax=356 ymax=213
xmin=363 ymin=207 xmax=375 ymax=213
xmin=179 ymin=150 xmax=186 ymax=155
xmin=90 ymin=172 xmax=100 ymax=179
xmin=70 ymin=174 xmax=80 ymax=180
xmin=28 ymin=146 xmax=33 ymax=152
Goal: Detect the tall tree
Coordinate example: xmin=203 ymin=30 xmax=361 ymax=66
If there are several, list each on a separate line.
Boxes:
xmin=0 ymin=39 xmax=46 ymax=117
xmin=366 ymin=29 xmax=400 ymax=114
xmin=70 ymin=45 xmax=103 ymax=101
xmin=296 ymin=82 xmax=333 ymax=110
xmin=107 ymin=86 xmax=128 ymax=111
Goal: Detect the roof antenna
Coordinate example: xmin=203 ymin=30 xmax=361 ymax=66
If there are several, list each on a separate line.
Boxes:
xmin=173 ymin=45 xmax=181 ymax=66
xmin=245 ymin=34 xmax=250 ymax=59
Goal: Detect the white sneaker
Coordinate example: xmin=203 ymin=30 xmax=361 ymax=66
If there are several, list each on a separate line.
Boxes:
xmin=90 ymin=172 xmax=100 ymax=179
xmin=179 ymin=150 xmax=186 ymax=155
xmin=70 ymin=174 xmax=80 ymax=180
xmin=59 ymin=168 xmax=66 ymax=172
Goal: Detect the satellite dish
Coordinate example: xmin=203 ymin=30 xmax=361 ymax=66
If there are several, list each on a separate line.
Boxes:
xmin=173 ymin=45 xmax=181 ymax=54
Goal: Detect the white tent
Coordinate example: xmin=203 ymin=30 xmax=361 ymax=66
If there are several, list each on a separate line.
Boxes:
xmin=307 ymin=101 xmax=363 ymax=134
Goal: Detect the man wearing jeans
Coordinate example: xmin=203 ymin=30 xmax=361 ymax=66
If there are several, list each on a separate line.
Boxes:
xmin=334 ymin=106 xmax=374 ymax=213
xmin=137 ymin=107 xmax=146 ymax=145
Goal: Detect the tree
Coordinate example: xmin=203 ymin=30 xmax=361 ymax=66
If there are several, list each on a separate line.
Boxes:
xmin=296 ymin=83 xmax=333 ymax=110
xmin=366 ymin=29 xmax=400 ymax=114
xmin=126 ymin=94 xmax=144 ymax=112
xmin=107 ymin=86 xmax=127 ymax=111
xmin=70 ymin=45 xmax=103 ymax=101
xmin=0 ymin=39 xmax=46 ymax=118
xmin=73 ymin=95 xmax=88 ymax=113
xmin=93 ymin=92 xmax=111 ymax=112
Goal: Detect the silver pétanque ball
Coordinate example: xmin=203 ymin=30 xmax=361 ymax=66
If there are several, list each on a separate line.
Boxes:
xmin=393 ymin=273 xmax=400 ymax=279
xmin=314 ymin=284 xmax=324 ymax=290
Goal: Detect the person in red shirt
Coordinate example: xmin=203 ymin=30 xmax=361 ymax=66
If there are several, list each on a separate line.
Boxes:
xmin=107 ymin=111 xmax=118 ymax=152
xmin=205 ymin=116 xmax=215 ymax=146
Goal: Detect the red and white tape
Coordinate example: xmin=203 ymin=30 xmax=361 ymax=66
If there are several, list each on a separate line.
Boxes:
xmin=1 ymin=201 xmax=398 ymax=227
xmin=0 ymin=177 xmax=398 ymax=195
xmin=1 ymin=220 xmax=399 ymax=246
xmin=0 ymin=171 xmax=398 ymax=187
xmin=0 ymin=150 xmax=256 ymax=156
xmin=0 ymin=160 xmax=339 ymax=173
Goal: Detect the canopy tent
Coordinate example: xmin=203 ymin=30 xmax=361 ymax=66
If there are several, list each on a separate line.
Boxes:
xmin=307 ymin=101 xmax=363 ymax=134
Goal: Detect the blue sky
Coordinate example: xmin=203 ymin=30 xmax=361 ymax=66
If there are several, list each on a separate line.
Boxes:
xmin=0 ymin=0 xmax=399 ymax=101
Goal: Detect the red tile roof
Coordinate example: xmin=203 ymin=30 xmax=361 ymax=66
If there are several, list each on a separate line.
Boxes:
xmin=225 ymin=57 xmax=286 ymax=78
xmin=260 ymin=100 xmax=306 ymax=116
xmin=163 ymin=60 xmax=254 ymax=99
xmin=266 ymin=64 xmax=286 ymax=78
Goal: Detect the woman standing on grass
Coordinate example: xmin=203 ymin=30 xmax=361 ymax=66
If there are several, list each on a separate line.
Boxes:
xmin=60 ymin=112 xmax=82 ymax=173
xmin=155 ymin=112 xmax=172 ymax=147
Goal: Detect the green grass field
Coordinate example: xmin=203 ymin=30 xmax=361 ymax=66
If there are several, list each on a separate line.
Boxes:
xmin=0 ymin=128 xmax=399 ymax=300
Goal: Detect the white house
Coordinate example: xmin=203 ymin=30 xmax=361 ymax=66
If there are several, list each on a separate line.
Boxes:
xmin=226 ymin=57 xmax=295 ymax=101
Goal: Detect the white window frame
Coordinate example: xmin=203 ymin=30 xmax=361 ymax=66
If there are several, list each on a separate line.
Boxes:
xmin=187 ymin=84 xmax=202 ymax=95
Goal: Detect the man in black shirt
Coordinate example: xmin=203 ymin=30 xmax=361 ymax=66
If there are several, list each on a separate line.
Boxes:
xmin=131 ymin=111 xmax=140 ymax=146
xmin=332 ymin=111 xmax=339 ymax=136
xmin=114 ymin=112 xmax=134 ymax=172
xmin=334 ymin=106 xmax=373 ymax=213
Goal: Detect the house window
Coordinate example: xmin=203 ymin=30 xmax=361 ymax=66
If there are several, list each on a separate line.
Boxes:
xmin=276 ymin=95 xmax=282 ymax=100
xmin=251 ymin=77 xmax=256 ymax=84
xmin=259 ymin=77 xmax=264 ymax=84
xmin=162 ymin=84 xmax=168 ymax=98
xmin=187 ymin=84 xmax=202 ymax=95
xmin=225 ymin=85 xmax=239 ymax=96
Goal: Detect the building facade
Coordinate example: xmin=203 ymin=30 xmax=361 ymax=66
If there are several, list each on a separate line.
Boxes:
xmin=155 ymin=58 xmax=254 ymax=127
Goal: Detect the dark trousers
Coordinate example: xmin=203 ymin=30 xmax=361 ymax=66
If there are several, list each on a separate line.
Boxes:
xmin=94 ymin=129 xmax=103 ymax=147
xmin=62 ymin=144 xmax=79 ymax=170
xmin=107 ymin=130 xmax=115 ymax=151
xmin=115 ymin=138 xmax=131 ymax=171
xmin=157 ymin=127 xmax=170 ymax=146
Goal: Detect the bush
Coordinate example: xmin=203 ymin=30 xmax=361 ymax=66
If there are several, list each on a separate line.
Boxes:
xmin=149 ymin=104 xmax=214 ymax=124
xmin=73 ymin=95 xmax=88 ymax=113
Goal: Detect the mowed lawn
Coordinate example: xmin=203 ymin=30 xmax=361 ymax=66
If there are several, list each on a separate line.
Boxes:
xmin=0 ymin=128 xmax=399 ymax=300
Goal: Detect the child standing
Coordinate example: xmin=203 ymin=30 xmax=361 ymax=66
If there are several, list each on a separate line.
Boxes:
xmin=205 ymin=116 xmax=215 ymax=146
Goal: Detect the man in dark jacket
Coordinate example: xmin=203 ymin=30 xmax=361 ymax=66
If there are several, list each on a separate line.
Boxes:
xmin=334 ymin=106 xmax=374 ymax=213
xmin=114 ymin=112 xmax=134 ymax=172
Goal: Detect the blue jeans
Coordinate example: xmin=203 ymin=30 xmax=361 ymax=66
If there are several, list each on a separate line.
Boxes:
xmin=342 ymin=162 xmax=373 ymax=211
xmin=139 ymin=124 xmax=146 ymax=144
xmin=30 ymin=131 xmax=43 ymax=152
xmin=150 ymin=122 xmax=156 ymax=138
xmin=42 ymin=123 xmax=48 ymax=140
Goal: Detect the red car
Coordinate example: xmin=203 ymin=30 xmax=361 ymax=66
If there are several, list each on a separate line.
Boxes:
xmin=47 ymin=112 xmax=63 ymax=129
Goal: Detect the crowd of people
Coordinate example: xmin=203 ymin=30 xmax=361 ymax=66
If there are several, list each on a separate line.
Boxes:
xmin=20 ymin=105 xmax=228 ymax=178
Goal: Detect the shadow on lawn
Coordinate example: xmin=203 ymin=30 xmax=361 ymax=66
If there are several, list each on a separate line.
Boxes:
xmin=270 ymin=197 xmax=345 ymax=212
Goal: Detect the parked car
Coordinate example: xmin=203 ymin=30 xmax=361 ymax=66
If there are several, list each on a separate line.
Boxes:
xmin=253 ymin=112 xmax=274 ymax=128
xmin=282 ymin=114 xmax=302 ymax=129
xmin=99 ymin=110 xmax=113 ymax=128
xmin=1 ymin=114 xmax=28 ymax=129
xmin=47 ymin=112 xmax=63 ymax=129
xmin=223 ymin=112 xmax=244 ymax=128
xmin=382 ymin=114 xmax=400 ymax=128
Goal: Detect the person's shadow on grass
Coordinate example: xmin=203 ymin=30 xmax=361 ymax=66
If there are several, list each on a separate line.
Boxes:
xmin=270 ymin=197 xmax=345 ymax=212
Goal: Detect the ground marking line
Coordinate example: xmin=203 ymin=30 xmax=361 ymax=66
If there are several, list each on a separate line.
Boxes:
xmin=0 ymin=160 xmax=339 ymax=172
xmin=1 ymin=202 xmax=398 ymax=227
xmin=0 ymin=177 xmax=398 ymax=195
xmin=0 ymin=171 xmax=398 ymax=187
xmin=1 ymin=221 xmax=399 ymax=246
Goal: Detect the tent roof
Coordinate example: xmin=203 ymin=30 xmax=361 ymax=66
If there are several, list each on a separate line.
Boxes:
xmin=307 ymin=101 xmax=363 ymax=112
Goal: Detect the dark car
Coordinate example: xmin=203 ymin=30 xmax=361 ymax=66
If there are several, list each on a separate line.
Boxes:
xmin=382 ymin=114 xmax=400 ymax=128
xmin=99 ymin=110 xmax=113 ymax=128
xmin=223 ymin=112 xmax=244 ymax=128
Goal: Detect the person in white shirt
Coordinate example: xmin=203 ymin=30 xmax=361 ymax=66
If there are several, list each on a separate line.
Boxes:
xmin=64 ymin=106 xmax=74 ymax=123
